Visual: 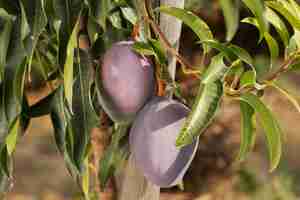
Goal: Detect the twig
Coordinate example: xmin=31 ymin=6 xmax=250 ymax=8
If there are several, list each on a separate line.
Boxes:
xmin=226 ymin=52 xmax=300 ymax=97
xmin=146 ymin=18 xmax=201 ymax=75
xmin=266 ymin=53 xmax=299 ymax=82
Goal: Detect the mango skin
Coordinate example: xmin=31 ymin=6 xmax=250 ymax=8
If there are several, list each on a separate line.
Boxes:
xmin=98 ymin=41 xmax=156 ymax=123
xmin=129 ymin=96 xmax=199 ymax=187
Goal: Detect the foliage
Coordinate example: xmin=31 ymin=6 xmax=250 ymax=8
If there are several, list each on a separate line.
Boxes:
xmin=0 ymin=0 xmax=300 ymax=198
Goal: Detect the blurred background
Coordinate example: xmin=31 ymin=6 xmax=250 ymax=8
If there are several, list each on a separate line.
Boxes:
xmin=6 ymin=0 xmax=300 ymax=199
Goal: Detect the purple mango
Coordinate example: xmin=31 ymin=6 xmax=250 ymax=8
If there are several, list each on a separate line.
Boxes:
xmin=130 ymin=96 xmax=199 ymax=187
xmin=98 ymin=41 xmax=156 ymax=123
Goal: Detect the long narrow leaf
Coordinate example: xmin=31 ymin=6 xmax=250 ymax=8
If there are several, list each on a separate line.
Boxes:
xmin=265 ymin=7 xmax=290 ymax=46
xmin=239 ymin=93 xmax=282 ymax=171
xmin=176 ymin=81 xmax=223 ymax=147
xmin=219 ymin=0 xmax=239 ymax=41
xmin=159 ymin=6 xmax=214 ymax=53
xmin=266 ymin=1 xmax=300 ymax=30
xmin=238 ymin=101 xmax=255 ymax=161
xmin=202 ymin=53 xmax=228 ymax=84
xmin=64 ymin=17 xmax=79 ymax=109
xmin=242 ymin=0 xmax=268 ymax=40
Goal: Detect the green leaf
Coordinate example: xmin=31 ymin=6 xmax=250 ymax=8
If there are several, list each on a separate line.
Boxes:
xmin=148 ymin=39 xmax=168 ymax=65
xmin=0 ymin=146 xmax=11 ymax=178
xmin=99 ymin=145 xmax=116 ymax=189
xmin=294 ymin=31 xmax=300 ymax=51
xmin=82 ymin=158 xmax=90 ymax=200
xmin=0 ymin=168 xmax=10 ymax=195
xmin=286 ymin=32 xmax=300 ymax=57
xmin=266 ymin=1 xmax=300 ymax=30
xmin=242 ymin=17 xmax=279 ymax=64
xmin=202 ymin=53 xmax=228 ymax=84
xmin=89 ymin=0 xmax=113 ymax=30
xmin=0 ymin=10 xmax=13 ymax=81
xmin=219 ymin=0 xmax=239 ymax=41
xmin=22 ymin=0 xmax=48 ymax=67
xmin=159 ymin=6 xmax=214 ymax=53
xmin=265 ymin=7 xmax=290 ymax=46
xmin=238 ymin=101 xmax=255 ymax=161
xmin=49 ymin=87 xmax=79 ymax=176
xmin=239 ymin=93 xmax=282 ymax=171
xmin=132 ymin=42 xmax=155 ymax=56
xmin=109 ymin=11 xmax=122 ymax=29
xmin=71 ymin=50 xmax=99 ymax=171
xmin=288 ymin=0 xmax=300 ymax=15
xmin=227 ymin=60 xmax=244 ymax=77
xmin=99 ymin=124 xmax=128 ymax=188
xmin=53 ymin=0 xmax=82 ymax=67
xmin=240 ymin=70 xmax=256 ymax=87
xmin=200 ymin=40 xmax=235 ymax=60
xmin=241 ymin=16 xmax=259 ymax=27
xmin=132 ymin=40 xmax=168 ymax=66
xmin=200 ymin=40 xmax=254 ymax=66
xmin=5 ymin=118 xmax=19 ymax=155
xmin=242 ymin=0 xmax=268 ymax=40
xmin=228 ymin=44 xmax=254 ymax=67
xmin=176 ymin=81 xmax=223 ymax=147
xmin=19 ymin=1 xmax=30 ymax=41
xmin=1 ymin=14 xmax=27 ymax=132
xmin=264 ymin=32 xmax=279 ymax=64
xmin=120 ymin=7 xmax=137 ymax=25
xmin=64 ymin=17 xmax=79 ymax=110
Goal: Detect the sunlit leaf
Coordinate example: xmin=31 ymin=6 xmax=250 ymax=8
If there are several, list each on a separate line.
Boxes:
xmin=200 ymin=40 xmax=254 ymax=66
xmin=202 ymin=53 xmax=228 ymax=84
xmin=176 ymin=81 xmax=223 ymax=147
xmin=264 ymin=32 xmax=279 ymax=64
xmin=5 ymin=118 xmax=19 ymax=155
xmin=120 ymin=7 xmax=137 ymax=25
xmin=53 ymin=0 xmax=82 ymax=66
xmin=133 ymin=39 xmax=168 ymax=65
xmin=64 ymin=17 xmax=79 ymax=110
xmin=242 ymin=17 xmax=279 ymax=64
xmin=159 ymin=6 xmax=214 ymax=53
xmin=19 ymin=1 xmax=30 ymax=41
xmin=266 ymin=1 xmax=300 ymax=30
xmin=219 ymin=0 xmax=239 ymax=41
xmin=82 ymin=158 xmax=90 ymax=199
xmin=148 ymin=39 xmax=168 ymax=65
xmin=265 ymin=7 xmax=290 ymax=46
xmin=242 ymin=0 xmax=268 ymax=41
xmin=239 ymin=93 xmax=282 ymax=171
xmin=132 ymin=42 xmax=156 ymax=56
xmin=109 ymin=11 xmax=122 ymax=29
xmin=228 ymin=44 xmax=254 ymax=67
xmin=240 ymin=70 xmax=256 ymax=87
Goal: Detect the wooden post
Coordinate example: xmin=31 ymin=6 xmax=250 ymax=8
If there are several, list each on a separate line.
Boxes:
xmin=116 ymin=0 xmax=184 ymax=199
xmin=160 ymin=0 xmax=184 ymax=81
